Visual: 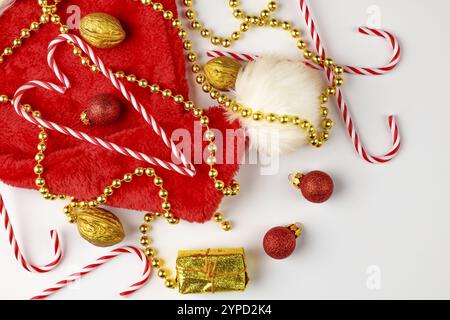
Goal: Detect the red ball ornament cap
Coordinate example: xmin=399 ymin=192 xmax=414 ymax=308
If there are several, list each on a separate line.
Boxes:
xmin=263 ymin=223 xmax=303 ymax=260
xmin=290 ymin=171 xmax=334 ymax=203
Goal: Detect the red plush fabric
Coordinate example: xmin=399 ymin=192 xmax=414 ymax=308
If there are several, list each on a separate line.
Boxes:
xmin=0 ymin=0 xmax=243 ymax=223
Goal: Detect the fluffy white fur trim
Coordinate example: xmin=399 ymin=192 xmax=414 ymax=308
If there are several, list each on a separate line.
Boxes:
xmin=230 ymin=56 xmax=324 ymax=155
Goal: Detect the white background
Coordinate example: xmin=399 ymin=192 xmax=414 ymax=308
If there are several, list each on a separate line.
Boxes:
xmin=1 ymin=0 xmax=450 ymax=300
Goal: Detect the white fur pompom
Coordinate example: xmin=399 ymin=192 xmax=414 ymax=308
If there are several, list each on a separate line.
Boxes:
xmin=229 ymin=56 xmax=324 ymax=155
xmin=0 ymin=0 xmax=15 ymax=17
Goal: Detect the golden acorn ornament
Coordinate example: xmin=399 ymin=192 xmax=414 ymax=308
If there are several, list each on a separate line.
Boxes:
xmin=204 ymin=56 xmax=242 ymax=90
xmin=68 ymin=207 xmax=125 ymax=247
xmin=80 ymin=13 xmax=126 ymax=49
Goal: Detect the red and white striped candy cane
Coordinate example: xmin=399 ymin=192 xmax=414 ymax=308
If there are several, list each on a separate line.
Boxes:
xmin=0 ymin=193 xmax=62 ymax=273
xmin=12 ymin=34 xmax=195 ymax=177
xmin=206 ymin=27 xmax=401 ymax=76
xmin=31 ymin=246 xmax=151 ymax=300
xmin=299 ymin=0 xmax=401 ymax=163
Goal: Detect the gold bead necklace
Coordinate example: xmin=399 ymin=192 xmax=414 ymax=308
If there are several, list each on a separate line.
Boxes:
xmin=182 ymin=0 xmax=278 ymax=47
xmin=177 ymin=0 xmax=343 ymax=148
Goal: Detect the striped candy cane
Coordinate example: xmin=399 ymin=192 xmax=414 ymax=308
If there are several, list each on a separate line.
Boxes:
xmin=0 ymin=193 xmax=62 ymax=273
xmin=299 ymin=0 xmax=401 ymax=163
xmin=206 ymin=27 xmax=401 ymax=76
xmin=12 ymin=34 xmax=195 ymax=177
xmin=31 ymin=246 xmax=151 ymax=300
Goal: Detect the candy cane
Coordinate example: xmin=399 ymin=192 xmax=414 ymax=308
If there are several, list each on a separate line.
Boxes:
xmin=12 ymin=34 xmax=195 ymax=177
xmin=299 ymin=0 xmax=401 ymax=163
xmin=0 ymin=193 xmax=62 ymax=273
xmin=206 ymin=27 xmax=400 ymax=76
xmin=31 ymin=246 xmax=151 ymax=300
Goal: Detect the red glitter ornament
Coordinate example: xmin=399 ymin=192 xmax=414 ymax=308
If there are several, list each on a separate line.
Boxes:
xmin=81 ymin=94 xmax=122 ymax=125
xmin=263 ymin=224 xmax=302 ymax=260
xmin=292 ymin=171 xmax=334 ymax=203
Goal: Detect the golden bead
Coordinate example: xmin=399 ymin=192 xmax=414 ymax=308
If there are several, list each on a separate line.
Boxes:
xmin=213 ymin=212 xmax=223 ymax=222
xmin=90 ymin=65 xmax=99 ymax=73
xmin=97 ymin=196 xmax=106 ymax=204
xmin=145 ymin=168 xmax=155 ymax=176
xmin=297 ymin=39 xmax=306 ymax=49
xmin=178 ymin=29 xmax=187 ymax=38
xmin=184 ymin=101 xmax=194 ymax=110
xmin=211 ymin=36 xmax=221 ymax=45
xmin=134 ymin=167 xmax=145 ymax=176
xmin=185 ymin=9 xmax=195 ymax=19
xmin=12 ymin=38 xmax=22 ymax=47
xmin=223 ymin=187 xmax=232 ymax=196
xmin=183 ymin=40 xmax=192 ymax=50
xmin=115 ymin=71 xmax=124 ymax=78
xmin=231 ymin=104 xmax=241 ymax=113
xmin=292 ymin=116 xmax=301 ymax=126
xmin=154 ymin=177 xmax=163 ymax=186
xmin=240 ymin=23 xmax=249 ymax=32
xmin=152 ymin=258 xmax=162 ymax=268
xmin=233 ymin=9 xmax=243 ymax=18
xmin=229 ymin=0 xmax=239 ymax=7
xmin=104 ymin=187 xmax=113 ymax=196
xmin=30 ymin=22 xmax=40 ymax=30
xmin=33 ymin=111 xmax=41 ymax=118
xmin=202 ymin=84 xmax=212 ymax=93
xmin=200 ymin=28 xmax=210 ymax=38
xmin=172 ymin=19 xmax=182 ymax=28
xmin=222 ymin=38 xmax=232 ymax=48
xmin=231 ymin=31 xmax=240 ymax=40
xmin=313 ymin=55 xmax=323 ymax=65
xmin=123 ymin=173 xmax=133 ymax=182
xmin=141 ymin=0 xmax=151 ymax=5
xmin=279 ymin=115 xmax=290 ymax=124
xmin=159 ymin=189 xmax=168 ymax=199
xmin=268 ymin=1 xmax=277 ymax=11
xmin=153 ymin=2 xmax=164 ymax=11
xmin=161 ymin=201 xmax=171 ymax=211
xmin=34 ymin=164 xmax=44 ymax=175
xmin=209 ymin=169 xmax=218 ymax=178
xmin=138 ymin=79 xmax=148 ymax=87
xmin=190 ymin=20 xmax=201 ymax=29
xmin=150 ymin=84 xmax=159 ymax=93
xmin=39 ymin=187 xmax=49 ymax=195
xmin=40 ymin=14 xmax=50 ymax=24
xmin=327 ymin=87 xmax=336 ymax=95
xmin=241 ymin=108 xmax=252 ymax=118
xmin=290 ymin=29 xmax=300 ymax=38
xmin=324 ymin=58 xmax=335 ymax=67
xmin=252 ymin=112 xmax=264 ymax=121
xmin=303 ymin=50 xmax=313 ymax=59
xmin=266 ymin=113 xmax=277 ymax=122
xmin=144 ymin=213 xmax=155 ymax=222
xmin=334 ymin=66 xmax=344 ymax=75
xmin=35 ymin=177 xmax=46 ymax=187
xmin=174 ymin=95 xmax=184 ymax=103
xmin=269 ymin=19 xmax=278 ymax=27
xmin=214 ymin=180 xmax=225 ymax=190
xmin=205 ymin=130 xmax=215 ymax=140
xmin=60 ymin=25 xmax=69 ymax=33
xmin=126 ymin=74 xmax=137 ymax=82
xmin=168 ymin=217 xmax=180 ymax=225
xmin=3 ymin=47 xmax=13 ymax=55
xmin=144 ymin=247 xmax=155 ymax=257
xmin=139 ymin=224 xmax=149 ymax=234
xmin=165 ymin=279 xmax=176 ymax=288
xmin=260 ymin=9 xmax=270 ymax=19
xmin=88 ymin=200 xmax=98 ymax=208
xmin=163 ymin=10 xmax=173 ymax=20
xmin=281 ymin=21 xmax=291 ymax=30
xmin=320 ymin=95 xmax=328 ymax=104
xmin=221 ymin=221 xmax=232 ymax=231
xmin=157 ymin=269 xmax=168 ymax=278
xmin=112 ymin=179 xmax=122 ymax=188
xmin=207 ymin=156 xmax=217 ymax=165
xmin=140 ymin=236 xmax=150 ymax=246
xmin=0 ymin=95 xmax=9 ymax=103
xmin=322 ymin=118 xmax=334 ymax=129
xmin=163 ymin=89 xmax=173 ymax=97
xmin=200 ymin=116 xmax=209 ymax=126
xmin=37 ymin=143 xmax=46 ymax=152
xmin=50 ymin=14 xmax=60 ymax=24
xmin=67 ymin=215 xmax=77 ymax=224
xmin=320 ymin=107 xmax=329 ymax=117
xmin=334 ymin=77 xmax=344 ymax=87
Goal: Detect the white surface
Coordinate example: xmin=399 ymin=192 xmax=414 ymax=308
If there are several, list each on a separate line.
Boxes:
xmin=1 ymin=0 xmax=450 ymax=300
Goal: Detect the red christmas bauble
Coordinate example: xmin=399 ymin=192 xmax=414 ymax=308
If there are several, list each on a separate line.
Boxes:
xmin=263 ymin=227 xmax=297 ymax=260
xmin=85 ymin=94 xmax=122 ymax=125
xmin=299 ymin=170 xmax=334 ymax=203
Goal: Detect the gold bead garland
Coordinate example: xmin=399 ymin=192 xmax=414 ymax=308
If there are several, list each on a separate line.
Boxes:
xmin=175 ymin=0 xmax=341 ymax=148
xmin=182 ymin=0 xmax=278 ymax=48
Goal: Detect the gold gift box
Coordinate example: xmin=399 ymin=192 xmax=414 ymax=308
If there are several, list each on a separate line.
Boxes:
xmin=176 ymin=248 xmax=249 ymax=294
